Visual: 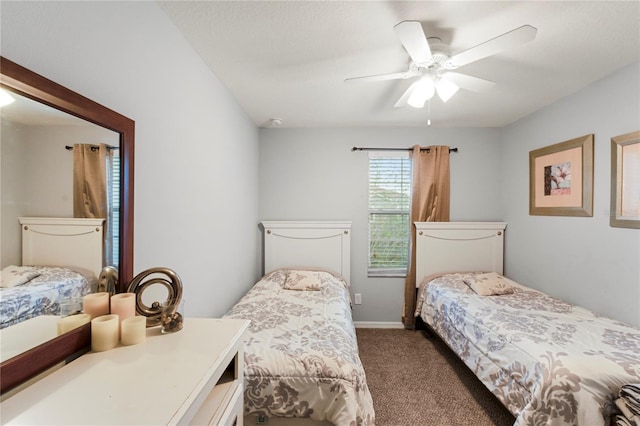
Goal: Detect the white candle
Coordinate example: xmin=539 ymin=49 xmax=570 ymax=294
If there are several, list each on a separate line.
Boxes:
xmin=110 ymin=293 xmax=136 ymax=324
xmin=121 ymin=316 xmax=146 ymax=346
xmin=91 ymin=314 xmax=119 ymax=352
xmin=83 ymin=292 xmax=110 ymax=319
xmin=57 ymin=314 xmax=91 ymax=335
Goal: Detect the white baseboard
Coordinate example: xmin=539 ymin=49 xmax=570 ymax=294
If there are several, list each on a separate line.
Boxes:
xmin=354 ymin=321 xmax=404 ymax=329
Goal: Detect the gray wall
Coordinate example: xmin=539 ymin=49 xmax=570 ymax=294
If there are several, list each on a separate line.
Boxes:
xmin=259 ymin=63 xmax=640 ymax=326
xmin=1 ymin=1 xmax=262 ymax=318
xmin=2 ymin=1 xmax=637 ymax=326
xmin=1 ymin=121 xmax=117 ymax=267
xmin=259 ymin=127 xmax=503 ymax=323
xmin=501 ymin=62 xmax=640 ymax=326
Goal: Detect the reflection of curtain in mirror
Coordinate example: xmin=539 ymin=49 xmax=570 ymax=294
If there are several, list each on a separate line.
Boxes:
xmin=72 ymin=143 xmax=113 ymax=266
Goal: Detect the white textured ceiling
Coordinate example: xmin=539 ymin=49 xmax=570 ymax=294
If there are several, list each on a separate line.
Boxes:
xmin=158 ymin=1 xmax=640 ymax=128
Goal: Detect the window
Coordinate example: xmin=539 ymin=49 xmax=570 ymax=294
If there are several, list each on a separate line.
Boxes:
xmin=368 ymin=152 xmax=411 ymax=276
xmin=106 ymin=149 xmax=120 ymax=268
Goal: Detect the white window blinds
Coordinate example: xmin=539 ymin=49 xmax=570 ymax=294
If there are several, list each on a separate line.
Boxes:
xmin=109 ymin=150 xmax=120 ymax=268
xmin=368 ymin=152 xmax=411 ymax=276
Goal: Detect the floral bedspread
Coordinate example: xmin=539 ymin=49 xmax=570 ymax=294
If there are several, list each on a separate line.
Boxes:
xmin=418 ymin=273 xmax=640 ymax=426
xmin=0 ymin=266 xmax=94 ymax=329
xmin=224 ymin=269 xmax=375 ymax=425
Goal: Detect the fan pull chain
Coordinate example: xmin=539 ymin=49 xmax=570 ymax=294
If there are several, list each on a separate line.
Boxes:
xmin=427 ymin=100 xmax=432 ymax=126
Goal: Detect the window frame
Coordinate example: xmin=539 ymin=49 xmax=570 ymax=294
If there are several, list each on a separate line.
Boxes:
xmin=109 ymin=149 xmax=121 ymax=267
xmin=367 ymin=151 xmax=412 ymax=278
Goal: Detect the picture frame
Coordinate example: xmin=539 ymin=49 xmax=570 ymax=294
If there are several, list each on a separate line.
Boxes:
xmin=610 ymin=130 xmax=640 ymax=229
xmin=529 ymin=134 xmax=594 ymax=216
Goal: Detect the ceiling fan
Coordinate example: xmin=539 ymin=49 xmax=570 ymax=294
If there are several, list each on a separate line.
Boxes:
xmin=345 ymin=21 xmax=537 ymax=108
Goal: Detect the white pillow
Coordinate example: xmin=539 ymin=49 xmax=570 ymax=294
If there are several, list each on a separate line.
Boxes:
xmin=282 ymin=270 xmax=332 ymax=291
xmin=463 ymin=272 xmax=515 ymax=296
xmin=0 ymin=265 xmax=41 ymax=288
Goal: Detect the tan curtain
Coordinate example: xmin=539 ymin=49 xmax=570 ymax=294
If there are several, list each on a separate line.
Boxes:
xmin=73 ymin=143 xmax=108 ymax=219
xmin=402 ymin=145 xmax=450 ymax=329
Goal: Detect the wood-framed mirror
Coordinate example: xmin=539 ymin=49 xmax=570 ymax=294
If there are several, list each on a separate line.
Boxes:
xmin=0 ymin=56 xmax=134 ymax=395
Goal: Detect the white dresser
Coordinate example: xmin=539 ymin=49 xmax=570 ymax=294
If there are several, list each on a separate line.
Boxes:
xmin=1 ymin=318 xmax=249 ymax=426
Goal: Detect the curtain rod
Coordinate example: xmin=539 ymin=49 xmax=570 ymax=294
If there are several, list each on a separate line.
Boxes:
xmin=65 ymin=145 xmax=119 ymax=151
xmin=351 ymin=147 xmax=458 ymax=153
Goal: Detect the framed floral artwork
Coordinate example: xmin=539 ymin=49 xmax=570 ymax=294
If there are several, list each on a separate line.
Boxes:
xmin=529 ymin=134 xmax=594 ymax=216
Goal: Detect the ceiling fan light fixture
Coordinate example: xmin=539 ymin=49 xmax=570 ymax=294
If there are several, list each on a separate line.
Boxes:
xmin=0 ymin=88 xmax=15 ymax=107
xmin=347 ymin=21 xmax=536 ymax=111
xmin=436 ymin=77 xmax=459 ymax=103
xmin=407 ymin=77 xmax=435 ymax=108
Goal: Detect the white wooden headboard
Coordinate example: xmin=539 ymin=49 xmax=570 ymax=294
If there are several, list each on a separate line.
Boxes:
xmin=415 ymin=222 xmax=507 ymax=287
xmin=261 ymin=221 xmax=351 ymax=284
xmin=19 ymin=217 xmax=105 ymax=277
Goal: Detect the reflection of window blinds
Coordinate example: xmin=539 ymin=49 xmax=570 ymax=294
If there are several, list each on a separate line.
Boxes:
xmin=621 ymin=143 xmax=640 ymax=217
xmin=111 ymin=151 xmax=121 ymax=268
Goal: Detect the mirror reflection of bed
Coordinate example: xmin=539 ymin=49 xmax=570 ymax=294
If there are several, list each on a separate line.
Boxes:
xmin=0 ymin=90 xmax=119 ymax=360
xmin=0 ymin=217 xmax=105 ymax=363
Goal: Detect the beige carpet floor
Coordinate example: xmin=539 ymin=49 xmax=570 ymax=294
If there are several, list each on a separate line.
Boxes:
xmin=356 ymin=328 xmax=516 ymax=426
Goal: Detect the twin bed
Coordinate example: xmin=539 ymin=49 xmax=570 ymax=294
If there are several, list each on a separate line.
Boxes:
xmin=2 ymin=212 xmax=635 ymax=424
xmin=0 ymin=217 xmax=103 ymax=330
xmin=4 ymin=215 xmax=632 ymax=425
xmin=413 ymin=222 xmax=640 ymax=426
xmin=224 ymin=221 xmax=375 ymax=425
xmin=217 ymin=219 xmax=638 ymax=425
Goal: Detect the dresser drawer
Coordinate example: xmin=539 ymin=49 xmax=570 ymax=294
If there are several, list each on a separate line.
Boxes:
xmin=191 ymin=374 xmax=243 ymax=426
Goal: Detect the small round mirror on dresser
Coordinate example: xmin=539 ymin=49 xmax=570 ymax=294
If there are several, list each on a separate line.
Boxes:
xmin=0 ymin=56 xmax=135 ymax=395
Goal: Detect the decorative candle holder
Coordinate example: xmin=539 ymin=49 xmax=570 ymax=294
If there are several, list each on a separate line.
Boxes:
xmin=110 ymin=293 xmax=136 ymax=325
xmin=57 ymin=313 xmax=91 ymax=335
xmin=127 ymin=267 xmax=183 ymax=328
xmin=161 ymin=299 xmax=184 ymax=334
xmin=83 ymin=292 xmax=110 ymax=319
xmin=91 ymin=314 xmax=119 ymax=352
xmin=121 ymin=316 xmax=146 ymax=345
xmin=58 ymin=297 xmax=83 ymax=317
xmin=97 ymin=265 xmax=118 ymax=295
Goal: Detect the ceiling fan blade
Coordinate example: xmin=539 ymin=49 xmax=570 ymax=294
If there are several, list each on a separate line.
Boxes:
xmin=393 ymin=20 xmax=432 ymax=64
xmin=444 ymin=72 xmax=495 ymax=92
xmin=393 ymin=82 xmax=422 ymax=108
xmin=344 ymin=71 xmax=414 ymax=84
xmin=448 ymin=25 xmax=537 ymax=67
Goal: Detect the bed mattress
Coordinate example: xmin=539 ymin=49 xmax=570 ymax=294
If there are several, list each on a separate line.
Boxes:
xmin=417 ymin=273 xmax=640 ymax=426
xmin=224 ymin=268 xmax=375 ymax=425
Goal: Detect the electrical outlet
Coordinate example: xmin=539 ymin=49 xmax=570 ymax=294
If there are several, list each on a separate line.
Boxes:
xmin=354 ymin=293 xmax=362 ymax=305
